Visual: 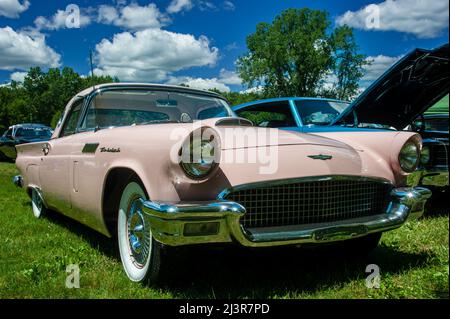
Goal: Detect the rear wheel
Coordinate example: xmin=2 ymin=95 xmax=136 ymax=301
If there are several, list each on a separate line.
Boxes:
xmin=117 ymin=180 xmax=165 ymax=284
xmin=31 ymin=188 xmax=46 ymax=218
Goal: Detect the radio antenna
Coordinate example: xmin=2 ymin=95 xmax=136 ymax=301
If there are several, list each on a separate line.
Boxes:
xmin=89 ymin=49 xmax=97 ymax=91
xmin=89 ymin=49 xmax=94 ymax=78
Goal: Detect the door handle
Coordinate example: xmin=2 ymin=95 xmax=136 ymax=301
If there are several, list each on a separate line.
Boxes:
xmin=42 ymin=144 xmax=50 ymax=156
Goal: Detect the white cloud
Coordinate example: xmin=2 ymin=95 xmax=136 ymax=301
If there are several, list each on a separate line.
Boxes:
xmin=34 ymin=7 xmax=92 ymax=31
xmin=94 ymin=28 xmax=219 ymax=82
xmin=0 ymin=0 xmax=29 ymax=18
xmin=167 ymin=0 xmax=193 ymax=14
xmin=167 ymin=76 xmax=231 ymax=92
xmin=224 ymin=42 xmax=238 ymax=51
xmin=10 ymin=71 xmax=27 ymax=82
xmin=0 ymin=27 xmax=61 ymax=71
xmin=198 ymin=1 xmax=217 ymax=11
xmin=362 ymin=55 xmax=402 ymax=81
xmin=240 ymin=86 xmax=263 ymax=94
xmin=97 ymin=3 xmax=168 ymax=30
xmin=219 ymin=69 xmax=241 ymax=85
xmin=223 ymin=1 xmax=235 ymax=11
xmin=322 ymin=73 xmax=338 ymax=91
xmin=336 ymin=0 xmax=449 ymax=39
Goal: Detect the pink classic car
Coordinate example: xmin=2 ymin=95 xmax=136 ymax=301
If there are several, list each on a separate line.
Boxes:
xmin=13 ymin=83 xmax=431 ymax=284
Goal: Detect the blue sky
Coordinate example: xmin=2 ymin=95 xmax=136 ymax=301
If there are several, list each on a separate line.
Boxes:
xmin=0 ymin=0 xmax=448 ymax=91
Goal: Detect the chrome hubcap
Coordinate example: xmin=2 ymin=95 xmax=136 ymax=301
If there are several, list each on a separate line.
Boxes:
xmin=127 ymin=198 xmax=151 ymax=267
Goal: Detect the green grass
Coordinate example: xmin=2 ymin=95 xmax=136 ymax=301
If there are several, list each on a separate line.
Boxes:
xmin=0 ymin=162 xmax=448 ymax=299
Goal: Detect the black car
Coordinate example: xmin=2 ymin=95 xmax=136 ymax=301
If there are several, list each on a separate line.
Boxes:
xmin=411 ymin=113 xmax=449 ymax=192
xmin=0 ymin=124 xmax=53 ymax=161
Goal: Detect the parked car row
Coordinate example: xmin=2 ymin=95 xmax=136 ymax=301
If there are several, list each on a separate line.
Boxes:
xmin=11 ymin=44 xmax=448 ymax=284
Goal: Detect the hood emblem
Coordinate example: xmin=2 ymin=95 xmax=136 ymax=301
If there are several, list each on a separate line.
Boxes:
xmin=308 ymin=154 xmax=333 ymax=160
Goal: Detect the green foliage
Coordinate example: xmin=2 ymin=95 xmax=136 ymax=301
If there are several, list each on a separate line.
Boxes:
xmin=50 ymin=110 xmax=63 ymax=129
xmin=0 ymin=67 xmax=116 ymax=131
xmin=426 ymin=95 xmax=449 ymax=114
xmin=0 ymin=162 xmax=448 ymax=298
xmin=221 ymin=91 xmax=263 ymax=107
xmin=237 ymin=8 xmax=369 ymax=100
xmin=239 ymin=111 xmax=285 ymax=126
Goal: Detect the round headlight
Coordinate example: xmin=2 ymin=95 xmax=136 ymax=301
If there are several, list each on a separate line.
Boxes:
xmin=420 ymin=146 xmax=430 ymax=165
xmin=399 ymin=141 xmax=420 ymax=172
xmin=180 ymin=130 xmax=219 ymax=179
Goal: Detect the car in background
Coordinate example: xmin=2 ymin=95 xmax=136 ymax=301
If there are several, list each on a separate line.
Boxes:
xmin=234 ymin=44 xmax=449 ymax=190
xmin=410 ymin=112 xmax=448 ymax=193
xmin=0 ymin=124 xmax=53 ymax=161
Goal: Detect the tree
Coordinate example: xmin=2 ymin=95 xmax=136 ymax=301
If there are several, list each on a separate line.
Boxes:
xmin=0 ymin=67 xmax=116 ymax=131
xmin=237 ymin=8 xmax=369 ymax=100
xmin=330 ymin=26 xmax=369 ymax=101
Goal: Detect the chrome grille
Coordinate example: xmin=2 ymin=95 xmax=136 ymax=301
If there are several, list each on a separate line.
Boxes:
xmin=432 ymin=143 xmax=448 ymax=167
xmin=222 ymin=178 xmax=393 ymax=229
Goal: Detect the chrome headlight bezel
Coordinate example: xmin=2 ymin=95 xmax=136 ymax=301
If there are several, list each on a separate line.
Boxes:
xmin=179 ymin=128 xmax=220 ymax=180
xmin=398 ymin=141 xmax=420 ymax=173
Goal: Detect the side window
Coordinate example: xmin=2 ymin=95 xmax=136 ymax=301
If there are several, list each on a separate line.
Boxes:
xmin=61 ymin=99 xmax=84 ymax=137
xmin=5 ymin=128 xmax=13 ymax=139
xmin=236 ymin=101 xmax=297 ymax=127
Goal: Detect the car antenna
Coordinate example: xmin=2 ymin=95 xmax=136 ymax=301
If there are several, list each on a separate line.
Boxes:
xmin=90 ymin=49 xmax=96 ymax=91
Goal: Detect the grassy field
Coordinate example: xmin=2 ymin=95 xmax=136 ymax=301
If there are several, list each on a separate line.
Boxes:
xmin=0 ymin=162 xmax=448 ymax=299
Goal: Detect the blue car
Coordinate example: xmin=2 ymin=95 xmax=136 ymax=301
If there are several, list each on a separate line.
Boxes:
xmin=233 ymin=44 xmax=448 ymax=135
xmin=233 ymin=44 xmax=449 ymax=194
xmin=233 ymin=97 xmax=390 ymax=133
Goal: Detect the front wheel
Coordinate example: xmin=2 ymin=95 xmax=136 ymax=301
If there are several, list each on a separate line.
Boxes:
xmin=117 ymin=180 xmax=165 ymax=284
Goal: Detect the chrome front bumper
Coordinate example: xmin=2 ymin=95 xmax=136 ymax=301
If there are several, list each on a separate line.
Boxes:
xmin=140 ymin=187 xmax=432 ymax=247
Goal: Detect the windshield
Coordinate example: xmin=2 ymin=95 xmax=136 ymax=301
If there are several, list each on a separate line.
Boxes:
xmin=80 ymin=89 xmax=233 ymax=130
xmin=295 ymin=100 xmax=349 ymax=126
xmin=15 ymin=127 xmax=52 ymax=139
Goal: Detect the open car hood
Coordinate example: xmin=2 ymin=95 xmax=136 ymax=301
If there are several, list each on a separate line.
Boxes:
xmin=333 ymin=44 xmax=449 ymax=130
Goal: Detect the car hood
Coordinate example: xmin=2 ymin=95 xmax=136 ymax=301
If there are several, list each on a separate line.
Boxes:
xmin=332 ymin=43 xmax=449 ymax=130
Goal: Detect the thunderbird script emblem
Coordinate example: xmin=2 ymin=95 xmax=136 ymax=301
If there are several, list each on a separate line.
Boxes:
xmin=308 ymin=154 xmax=333 ymax=160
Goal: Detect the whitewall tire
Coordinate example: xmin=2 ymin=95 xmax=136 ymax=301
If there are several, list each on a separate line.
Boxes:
xmin=117 ymin=180 xmax=163 ymax=284
xmin=31 ymin=188 xmax=46 ymax=218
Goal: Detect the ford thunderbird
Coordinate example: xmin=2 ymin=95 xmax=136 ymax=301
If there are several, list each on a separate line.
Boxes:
xmin=13 ymin=83 xmax=431 ymax=284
